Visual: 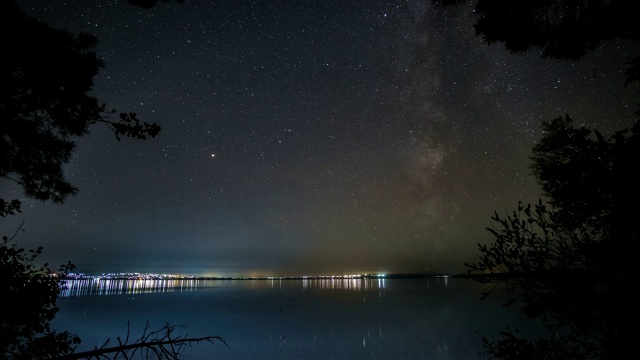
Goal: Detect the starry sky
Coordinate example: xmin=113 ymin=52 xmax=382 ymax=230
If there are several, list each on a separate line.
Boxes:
xmin=3 ymin=0 xmax=638 ymax=277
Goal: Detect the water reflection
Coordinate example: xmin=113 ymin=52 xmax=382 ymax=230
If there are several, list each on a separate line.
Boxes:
xmin=301 ymin=277 xmax=386 ymax=291
xmin=60 ymin=277 xmax=390 ymax=297
xmin=54 ymin=277 xmax=538 ymax=359
xmin=60 ymin=279 xmax=216 ymax=297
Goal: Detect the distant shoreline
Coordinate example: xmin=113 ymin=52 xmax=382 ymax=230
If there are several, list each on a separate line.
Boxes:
xmin=60 ymin=273 xmax=459 ymax=281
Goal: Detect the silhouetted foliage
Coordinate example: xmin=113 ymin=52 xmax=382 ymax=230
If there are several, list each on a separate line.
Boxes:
xmin=0 ymin=199 xmax=22 ymax=218
xmin=431 ymin=2 xmax=640 ymax=357
xmin=0 ymin=235 xmax=79 ymax=359
xmin=530 ymin=115 xmax=640 ymax=279
xmin=433 ymin=0 xmax=640 ymax=86
xmin=467 ymin=117 xmax=640 ymax=359
xmin=470 ymin=201 xmax=612 ymax=359
xmin=1 ymin=0 xmax=161 ymax=204
xmin=0 ymin=1 xmax=223 ymax=359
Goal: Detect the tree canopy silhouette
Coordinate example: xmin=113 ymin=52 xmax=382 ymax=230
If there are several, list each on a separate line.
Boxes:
xmin=466 ymin=117 xmax=640 ymax=359
xmin=530 ymin=116 xmax=640 ymax=279
xmin=433 ymin=0 xmax=640 ymax=86
xmin=1 ymin=0 xmax=160 ymax=205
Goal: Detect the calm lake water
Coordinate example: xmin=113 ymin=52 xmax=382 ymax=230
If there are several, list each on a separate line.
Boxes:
xmin=53 ymin=277 xmax=543 ymax=359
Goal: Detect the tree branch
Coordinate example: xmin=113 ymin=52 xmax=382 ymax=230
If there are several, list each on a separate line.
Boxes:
xmin=52 ymin=322 xmax=227 ymax=360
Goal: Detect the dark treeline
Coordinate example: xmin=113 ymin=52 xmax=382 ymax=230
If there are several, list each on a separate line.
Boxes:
xmin=433 ymin=1 xmax=640 ymax=359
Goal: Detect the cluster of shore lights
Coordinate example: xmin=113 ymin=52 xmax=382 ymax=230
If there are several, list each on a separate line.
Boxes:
xmin=62 ymin=273 xmax=198 ymax=280
xmin=61 ymin=273 xmax=390 ymax=280
xmin=298 ymin=274 xmax=387 ymax=279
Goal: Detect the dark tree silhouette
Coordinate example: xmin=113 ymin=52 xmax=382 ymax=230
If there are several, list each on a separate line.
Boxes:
xmin=467 ymin=117 xmax=640 ymax=359
xmin=530 ymin=116 xmax=640 ymax=279
xmin=430 ymin=2 xmax=640 ymax=358
xmin=1 ymin=1 xmax=222 ymax=359
xmin=433 ymin=0 xmax=640 ymax=86
xmin=1 ymin=0 xmax=161 ymax=204
xmin=0 ymin=199 xmax=22 ymax=218
xmin=1 ymin=235 xmax=79 ymax=359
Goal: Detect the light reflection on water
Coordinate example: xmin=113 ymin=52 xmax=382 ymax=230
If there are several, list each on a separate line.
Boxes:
xmin=54 ymin=278 xmax=542 ymax=359
xmin=60 ymin=278 xmax=391 ymax=297
xmin=60 ymin=279 xmax=206 ymax=297
xmin=301 ymin=277 xmax=386 ymax=291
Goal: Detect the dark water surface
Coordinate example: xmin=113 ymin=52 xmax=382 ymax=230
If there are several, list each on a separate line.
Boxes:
xmin=53 ymin=277 xmax=541 ymax=359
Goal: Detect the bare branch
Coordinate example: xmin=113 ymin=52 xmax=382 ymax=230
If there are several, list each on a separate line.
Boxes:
xmin=52 ymin=322 xmax=227 ymax=360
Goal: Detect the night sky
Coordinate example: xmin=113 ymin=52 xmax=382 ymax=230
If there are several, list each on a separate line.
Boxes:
xmin=3 ymin=0 xmax=638 ymax=277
